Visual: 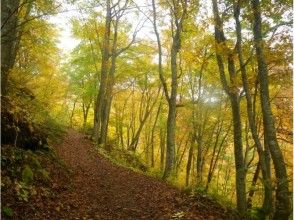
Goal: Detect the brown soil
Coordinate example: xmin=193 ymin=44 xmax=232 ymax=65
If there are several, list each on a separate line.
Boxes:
xmin=4 ymin=129 xmax=237 ymax=219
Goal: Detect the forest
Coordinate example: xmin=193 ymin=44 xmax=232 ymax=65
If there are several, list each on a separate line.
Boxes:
xmin=1 ymin=0 xmax=293 ymax=219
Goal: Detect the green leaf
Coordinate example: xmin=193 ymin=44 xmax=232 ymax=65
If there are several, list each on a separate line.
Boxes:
xmin=40 ymin=169 xmax=50 ymax=180
xmin=3 ymin=206 xmax=13 ymax=217
xmin=22 ymin=165 xmax=34 ymax=185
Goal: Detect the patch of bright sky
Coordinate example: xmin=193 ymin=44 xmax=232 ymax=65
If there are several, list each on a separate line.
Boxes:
xmin=47 ymin=0 xmax=205 ymax=54
xmin=48 ymin=3 xmax=80 ymax=54
xmin=47 ymin=0 xmax=215 ymax=57
xmin=48 ymin=0 xmax=152 ymax=55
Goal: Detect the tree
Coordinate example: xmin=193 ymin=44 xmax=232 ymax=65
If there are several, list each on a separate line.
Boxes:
xmin=211 ymin=0 xmax=247 ymax=215
xmin=93 ymin=0 xmax=112 ymax=143
xmin=91 ymin=0 xmax=141 ymax=146
xmin=152 ymin=0 xmax=189 ymax=180
xmin=233 ymin=0 xmax=272 ymax=216
xmin=1 ymin=0 xmax=20 ymax=95
xmin=64 ymin=43 xmax=98 ymax=129
xmin=1 ymin=0 xmax=58 ymax=96
xmin=251 ymin=0 xmax=290 ymax=218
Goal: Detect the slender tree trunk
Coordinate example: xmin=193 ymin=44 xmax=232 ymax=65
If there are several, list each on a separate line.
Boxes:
xmin=230 ymin=94 xmax=247 ymax=215
xmin=233 ymin=1 xmax=272 ymax=214
xmin=209 ymin=123 xmax=230 ymax=189
xmin=100 ymin=17 xmax=119 ymax=145
xmin=187 ymin=51 xmax=209 ymax=187
xmin=100 ymin=81 xmax=114 ymax=145
xmin=185 ymin=137 xmax=194 ymax=187
xmin=70 ymin=99 xmax=78 ymax=127
xmin=129 ymin=115 xmax=149 ymax=151
xmin=128 ymin=91 xmax=157 ymax=151
xmin=160 ymin=127 xmax=165 ymax=172
xmin=223 ymin=157 xmax=233 ymax=196
xmin=93 ymin=0 xmax=111 ymax=142
xmin=212 ymin=0 xmax=247 ymax=215
xmin=175 ymin=138 xmax=189 ymax=177
xmin=247 ymin=162 xmax=260 ymax=209
xmin=82 ymin=102 xmax=91 ymax=131
xmin=195 ymin=60 xmax=206 ymax=186
xmin=196 ymin=112 xmax=210 ymax=187
xmin=206 ymin=119 xmax=222 ymax=192
xmin=196 ymin=135 xmax=203 ymax=186
xmin=150 ymin=100 xmax=162 ymax=167
xmin=164 ymin=99 xmax=177 ymax=179
xmin=186 ymin=73 xmax=196 ymax=187
xmin=152 ymin=0 xmax=187 ymax=180
xmin=164 ymin=0 xmax=188 ymax=179
xmin=251 ymin=0 xmax=290 ymax=218
xmin=115 ymin=108 xmax=120 ymax=145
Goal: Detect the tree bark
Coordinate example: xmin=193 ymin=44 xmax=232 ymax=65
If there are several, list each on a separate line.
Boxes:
xmin=151 ymin=0 xmax=175 ymax=178
xmin=185 ymin=136 xmax=194 ymax=187
xmin=160 ymin=127 xmax=165 ymax=172
xmin=82 ymin=101 xmax=91 ymax=131
xmin=251 ymin=0 xmax=290 ymax=218
xmin=100 ymin=18 xmax=119 ymax=145
xmin=247 ymin=162 xmax=260 ymax=209
xmin=150 ymin=98 xmax=162 ymax=167
xmin=233 ymin=0 xmax=272 ymax=215
xmin=212 ymin=0 xmax=247 ymax=215
xmin=93 ymin=0 xmax=111 ymax=143
xmin=1 ymin=0 xmax=20 ymax=95
xmin=95 ymin=1 xmax=134 ymax=145
xmin=162 ymin=0 xmax=187 ymax=180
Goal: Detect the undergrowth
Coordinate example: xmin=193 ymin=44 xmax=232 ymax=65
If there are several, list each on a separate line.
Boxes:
xmin=96 ymin=146 xmax=148 ymax=173
xmin=1 ymin=89 xmax=68 ymax=219
xmin=1 ymin=144 xmax=69 ymax=219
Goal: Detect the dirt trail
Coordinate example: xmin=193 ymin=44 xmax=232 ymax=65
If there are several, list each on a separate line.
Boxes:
xmin=45 ymin=130 xmax=233 ymax=220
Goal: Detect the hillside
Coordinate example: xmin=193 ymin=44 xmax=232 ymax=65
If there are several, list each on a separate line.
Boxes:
xmin=2 ymin=129 xmax=237 ymax=219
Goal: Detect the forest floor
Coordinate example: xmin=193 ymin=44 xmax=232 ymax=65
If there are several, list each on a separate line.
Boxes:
xmin=3 ymin=129 xmax=237 ymax=220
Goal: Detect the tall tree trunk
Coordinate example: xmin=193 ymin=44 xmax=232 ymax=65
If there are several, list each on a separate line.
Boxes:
xmin=251 ymin=1 xmax=290 ymax=218
xmin=152 ymin=0 xmax=188 ymax=179
xmin=150 ymin=99 xmax=162 ymax=167
xmin=100 ymin=63 xmax=114 ymax=145
xmin=195 ymin=57 xmax=205 ymax=186
xmin=205 ymin=119 xmax=222 ymax=192
xmin=163 ymin=22 xmax=183 ymax=178
xmin=163 ymin=98 xmax=177 ymax=179
xmin=212 ymin=0 xmax=247 ymax=215
xmin=162 ymin=0 xmax=187 ymax=180
xmin=175 ymin=137 xmax=189 ymax=177
xmin=195 ymin=135 xmax=203 ymax=186
xmin=160 ymin=127 xmax=165 ymax=172
xmin=93 ymin=0 xmax=111 ymax=142
xmin=100 ymin=17 xmax=119 ymax=145
xmin=1 ymin=0 xmax=20 ymax=95
xmin=229 ymin=94 xmax=247 ymax=215
xmin=98 ymin=1 xmax=133 ymax=145
xmin=185 ymin=137 xmax=194 ymax=187
xmin=233 ymin=1 xmax=272 ymax=215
